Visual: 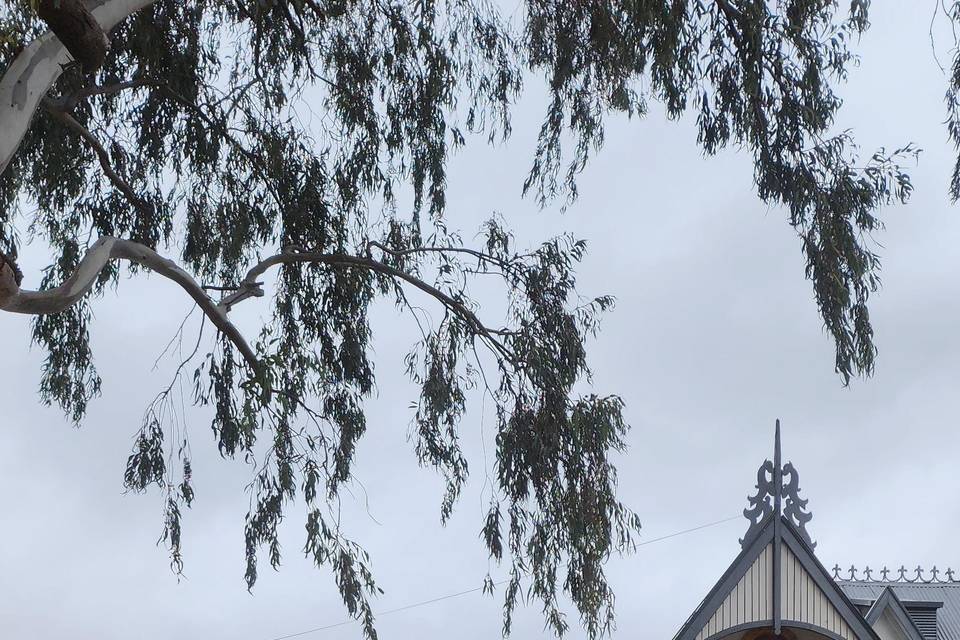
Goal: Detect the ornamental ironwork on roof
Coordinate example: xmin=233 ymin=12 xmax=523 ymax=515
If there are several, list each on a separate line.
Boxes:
xmin=833 ymin=565 xmax=960 ymax=584
xmin=740 ymin=419 xmax=815 ymax=549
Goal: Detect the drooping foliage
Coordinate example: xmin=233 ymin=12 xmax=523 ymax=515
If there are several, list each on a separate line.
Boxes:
xmin=0 ymin=1 xmax=921 ymax=638
xmin=942 ymin=2 xmax=960 ymax=202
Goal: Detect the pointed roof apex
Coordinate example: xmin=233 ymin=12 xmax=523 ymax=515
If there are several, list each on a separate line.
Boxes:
xmin=775 ymin=418 xmax=781 ymax=465
xmin=674 ymin=420 xmax=879 ymax=640
xmin=740 ymin=419 xmax=815 ymax=549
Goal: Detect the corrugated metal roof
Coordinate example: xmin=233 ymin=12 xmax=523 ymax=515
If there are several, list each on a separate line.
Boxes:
xmin=837 ymin=582 xmax=960 ymax=640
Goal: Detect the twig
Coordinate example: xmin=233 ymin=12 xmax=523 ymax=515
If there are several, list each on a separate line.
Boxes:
xmin=41 ymin=97 xmax=154 ymax=220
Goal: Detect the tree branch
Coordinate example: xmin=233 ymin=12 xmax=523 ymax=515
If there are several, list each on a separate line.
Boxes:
xmin=0 ymin=237 xmax=262 ymax=381
xmin=0 ymin=0 xmax=158 ymax=176
xmin=77 ymin=78 xmax=154 ymax=99
xmin=41 ymin=97 xmax=154 ymax=219
xmin=36 ymin=0 xmax=111 ymax=73
xmin=0 ymin=238 xmax=521 ymax=393
xmin=239 ymin=247 xmax=518 ymax=365
xmin=366 ymin=240 xmax=525 ymax=274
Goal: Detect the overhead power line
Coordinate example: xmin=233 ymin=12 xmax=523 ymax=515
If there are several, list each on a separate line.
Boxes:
xmin=636 ymin=514 xmax=742 ymax=546
xmin=266 ymin=513 xmax=742 ymax=640
xmin=267 ymin=582 xmax=511 ymax=640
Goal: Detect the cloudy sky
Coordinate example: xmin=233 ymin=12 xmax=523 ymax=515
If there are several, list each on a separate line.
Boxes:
xmin=2 ymin=4 xmax=959 ymax=639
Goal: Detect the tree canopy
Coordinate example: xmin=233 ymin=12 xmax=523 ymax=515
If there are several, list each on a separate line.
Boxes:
xmin=0 ymin=1 xmax=933 ymax=638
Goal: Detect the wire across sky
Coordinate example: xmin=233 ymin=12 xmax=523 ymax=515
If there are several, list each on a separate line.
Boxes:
xmin=267 ymin=514 xmax=743 ymax=640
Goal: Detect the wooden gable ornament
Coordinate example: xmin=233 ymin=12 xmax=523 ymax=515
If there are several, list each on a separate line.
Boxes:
xmin=672 ymin=422 xmax=881 ymax=640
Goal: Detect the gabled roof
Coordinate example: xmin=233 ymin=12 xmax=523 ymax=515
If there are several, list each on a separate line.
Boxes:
xmin=673 ymin=422 xmax=880 ymax=640
xmin=672 ymin=512 xmax=879 ymax=640
xmin=862 ymin=587 xmax=926 ymax=640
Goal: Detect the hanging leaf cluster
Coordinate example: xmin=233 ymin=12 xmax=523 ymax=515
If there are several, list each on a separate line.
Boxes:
xmin=0 ymin=1 xmax=924 ymax=638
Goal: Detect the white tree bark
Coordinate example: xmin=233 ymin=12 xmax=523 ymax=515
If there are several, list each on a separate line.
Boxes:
xmin=0 ymin=236 xmax=511 ymax=384
xmin=0 ymin=0 xmax=157 ymax=176
xmin=0 ymin=2 xmax=267 ymax=384
xmin=0 ymin=237 xmax=262 ymax=377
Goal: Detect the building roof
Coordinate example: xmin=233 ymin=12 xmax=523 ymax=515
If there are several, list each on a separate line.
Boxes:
xmin=672 ymin=421 xmax=960 ymax=640
xmin=673 ymin=422 xmax=881 ymax=640
xmin=836 ymin=580 xmax=960 ymax=640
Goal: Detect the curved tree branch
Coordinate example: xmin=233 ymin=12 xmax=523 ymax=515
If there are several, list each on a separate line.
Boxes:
xmin=0 ymin=0 xmax=158 ymax=176
xmin=0 ymin=237 xmax=519 ymax=393
xmin=0 ymin=237 xmax=261 ymax=380
xmin=366 ymin=240 xmax=526 ymax=274
xmin=240 ymin=248 xmax=518 ymax=365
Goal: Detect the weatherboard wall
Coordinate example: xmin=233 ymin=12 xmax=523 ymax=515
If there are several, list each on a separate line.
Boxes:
xmin=782 ymin=542 xmax=855 ymax=639
xmin=693 ymin=541 xmax=860 ymax=640
xmin=695 ymin=543 xmax=773 ymax=640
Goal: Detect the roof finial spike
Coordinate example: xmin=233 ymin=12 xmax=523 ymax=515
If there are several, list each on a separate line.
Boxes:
xmin=774 ymin=419 xmax=781 ymax=469
xmin=774 ymin=419 xmax=782 ymax=516
xmin=740 ymin=419 xmax=815 ymax=549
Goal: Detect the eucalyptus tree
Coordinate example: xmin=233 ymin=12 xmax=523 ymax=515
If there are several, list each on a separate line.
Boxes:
xmin=0 ymin=1 xmax=919 ymax=638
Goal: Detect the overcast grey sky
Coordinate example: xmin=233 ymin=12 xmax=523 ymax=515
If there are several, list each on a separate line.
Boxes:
xmin=2 ymin=4 xmax=959 ymax=639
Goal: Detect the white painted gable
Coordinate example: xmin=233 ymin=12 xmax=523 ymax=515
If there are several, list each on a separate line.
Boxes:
xmin=692 ymin=540 xmax=857 ymax=640
xmin=696 ymin=543 xmax=773 ymax=640
xmin=872 ymin=610 xmax=913 ymax=640
xmin=781 ymin=542 xmax=854 ymax=638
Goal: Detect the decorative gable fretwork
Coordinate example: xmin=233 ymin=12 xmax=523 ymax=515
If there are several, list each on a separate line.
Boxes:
xmin=673 ymin=422 xmax=880 ymax=640
xmin=740 ymin=422 xmax=814 ymax=550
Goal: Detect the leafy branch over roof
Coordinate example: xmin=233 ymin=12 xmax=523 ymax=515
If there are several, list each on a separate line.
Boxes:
xmin=0 ymin=1 xmax=925 ymax=638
